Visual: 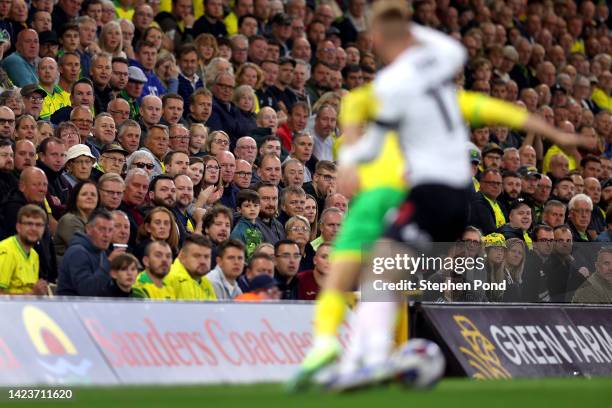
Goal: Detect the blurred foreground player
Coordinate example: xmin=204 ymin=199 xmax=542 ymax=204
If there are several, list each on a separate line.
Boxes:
xmin=289 ymin=0 xmax=596 ymax=392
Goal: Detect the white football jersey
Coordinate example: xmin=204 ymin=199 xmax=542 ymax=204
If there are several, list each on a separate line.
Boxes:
xmin=340 ymin=25 xmax=471 ymax=188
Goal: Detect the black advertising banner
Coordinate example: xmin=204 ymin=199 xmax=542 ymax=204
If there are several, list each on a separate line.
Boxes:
xmin=418 ymin=304 xmax=612 ymax=379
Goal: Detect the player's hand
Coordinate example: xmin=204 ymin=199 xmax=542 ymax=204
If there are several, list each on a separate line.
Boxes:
xmin=336 ymin=164 xmax=360 ymax=198
xmin=32 ymin=279 xmax=49 ymax=296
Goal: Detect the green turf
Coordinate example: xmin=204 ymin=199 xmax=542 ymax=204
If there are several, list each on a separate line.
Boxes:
xmin=3 ymin=378 xmax=612 ymax=408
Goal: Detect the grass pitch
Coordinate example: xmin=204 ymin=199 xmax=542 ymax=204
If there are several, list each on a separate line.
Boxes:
xmin=3 ymin=378 xmax=612 ymax=408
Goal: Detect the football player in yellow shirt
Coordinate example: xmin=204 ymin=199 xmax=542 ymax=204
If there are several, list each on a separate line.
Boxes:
xmin=133 ymin=240 xmax=177 ymax=299
xmin=163 ymin=234 xmax=217 ymax=300
xmin=0 ymin=205 xmax=49 ymax=295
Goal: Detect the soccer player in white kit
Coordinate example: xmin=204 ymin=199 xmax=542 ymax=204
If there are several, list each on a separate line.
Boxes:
xmin=325 ymin=0 xmax=471 ymax=389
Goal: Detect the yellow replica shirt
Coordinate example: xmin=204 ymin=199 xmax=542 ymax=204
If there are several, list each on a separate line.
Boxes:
xmin=159 ymin=0 xmax=204 ymax=19
xmin=164 ymin=259 xmax=217 ymax=301
xmin=40 ymin=85 xmax=71 ymax=120
xmin=224 ymin=12 xmax=238 ymax=36
xmin=0 ymin=236 xmax=40 ymax=294
xmin=133 ymin=271 xmax=176 ymax=300
xmin=542 ymin=145 xmax=577 ymax=174
xmin=592 ymin=87 xmax=611 ymax=112
xmin=338 ymin=87 xmax=531 ymax=192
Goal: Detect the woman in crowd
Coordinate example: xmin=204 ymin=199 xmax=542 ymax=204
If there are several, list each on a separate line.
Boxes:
xmin=195 ymin=33 xmax=218 ymax=78
xmin=126 ymin=150 xmax=157 ymax=178
xmin=134 ymin=206 xmax=180 ymax=262
xmin=188 ymin=156 xmax=205 ymax=196
xmin=205 ymin=130 xmax=231 ymax=156
xmin=304 ymin=194 xmax=319 ymax=241
xmin=285 ymin=215 xmax=315 ymax=272
xmin=192 ymin=156 xmax=223 ymax=209
xmin=503 ymin=238 xmax=527 ymax=302
xmin=38 ymin=121 xmax=54 ymax=142
xmin=154 ymin=50 xmax=179 ymax=93
xmin=14 ymin=114 xmax=37 ymax=143
xmin=54 ymin=181 xmax=100 ymax=263
xmin=62 ymin=144 xmax=97 ymax=191
xmin=483 ymin=233 xmax=507 ymax=302
xmin=236 ymin=63 xmax=264 ymax=112
xmin=233 ymin=85 xmax=257 ymax=133
xmin=54 ymin=122 xmax=81 ymax=150
xmin=99 ymin=21 xmax=125 ymax=57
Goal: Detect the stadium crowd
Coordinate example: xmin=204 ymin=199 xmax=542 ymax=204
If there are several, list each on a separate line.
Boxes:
xmin=0 ymin=0 xmax=609 ymax=303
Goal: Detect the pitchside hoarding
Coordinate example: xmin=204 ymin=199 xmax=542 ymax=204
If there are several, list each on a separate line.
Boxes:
xmin=419 ymin=303 xmax=612 ymax=379
xmin=0 ymin=302 xmax=118 ymax=385
xmin=0 ymin=300 xmax=352 ymax=385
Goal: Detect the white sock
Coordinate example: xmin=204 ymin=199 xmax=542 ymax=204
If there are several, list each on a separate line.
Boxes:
xmin=341 ymin=301 xmax=398 ymax=370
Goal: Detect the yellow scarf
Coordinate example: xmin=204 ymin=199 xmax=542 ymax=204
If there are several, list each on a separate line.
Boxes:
xmin=483 ymin=195 xmax=506 ymax=228
xmin=523 ymin=232 xmax=533 ymax=250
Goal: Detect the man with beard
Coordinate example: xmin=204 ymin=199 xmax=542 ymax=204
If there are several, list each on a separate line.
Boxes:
xmin=305 ymin=62 xmax=331 ymax=105
xmin=133 ymin=240 xmax=176 ymax=299
xmin=551 ymin=176 xmax=575 ymax=204
xmin=165 ymin=234 xmax=216 ymax=300
xmin=0 ymin=205 xmax=49 ymax=295
xmin=255 ymin=182 xmax=285 ymax=244
xmin=164 ymin=151 xmax=190 ymax=176
xmin=172 ymin=174 xmax=199 ymax=243
xmin=499 ymin=170 xmax=521 ymax=217
xmin=202 ymin=205 xmax=232 ymax=269
xmin=0 ymin=140 xmax=17 ymax=198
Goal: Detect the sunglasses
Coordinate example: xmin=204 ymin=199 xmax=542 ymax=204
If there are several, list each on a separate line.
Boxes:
xmin=133 ymin=162 xmax=155 ymax=170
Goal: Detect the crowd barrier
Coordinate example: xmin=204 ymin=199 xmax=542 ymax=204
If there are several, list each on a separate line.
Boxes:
xmin=411 ymin=302 xmax=612 ymax=379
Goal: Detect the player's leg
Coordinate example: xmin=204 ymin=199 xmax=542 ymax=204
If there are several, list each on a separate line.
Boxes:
xmin=330 ymin=185 xmax=470 ymax=390
xmin=288 ymin=188 xmax=405 ymax=390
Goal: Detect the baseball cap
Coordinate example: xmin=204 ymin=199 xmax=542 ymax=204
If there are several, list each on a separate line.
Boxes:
xmin=508 ymin=197 xmax=529 ymax=213
xmin=101 ymin=142 xmax=129 ymax=156
xmin=326 ymin=27 xmax=341 ymax=37
xmin=483 ymin=233 xmax=506 ymax=248
xmin=39 ymin=31 xmax=59 ymax=45
xmin=249 ymin=275 xmax=280 ymax=291
xmin=271 ymin=13 xmax=292 ymax=25
xmin=517 ymin=166 xmax=541 ymax=179
xmin=66 ymin=144 xmax=96 ymax=162
xmin=481 ymin=143 xmax=503 ymax=157
xmin=128 ymin=66 xmax=147 ymax=83
xmin=502 ymin=46 xmax=519 ymax=63
xmin=20 ymin=84 xmax=47 ymax=98
xmin=466 ymin=142 xmax=481 ymax=163
xmin=551 ymin=83 xmax=567 ymax=94
xmin=601 ymin=178 xmax=612 ymax=190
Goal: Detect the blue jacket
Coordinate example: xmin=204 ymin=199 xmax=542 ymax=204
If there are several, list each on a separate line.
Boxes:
xmin=177 ymin=73 xmax=203 ymax=118
xmin=129 ymin=59 xmax=166 ymax=99
xmin=56 ymin=232 xmax=111 ymax=296
xmin=1 ymin=51 xmax=37 ymax=87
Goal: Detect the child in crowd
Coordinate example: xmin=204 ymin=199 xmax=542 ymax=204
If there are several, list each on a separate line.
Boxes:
xmin=230 ymin=189 xmax=264 ymax=258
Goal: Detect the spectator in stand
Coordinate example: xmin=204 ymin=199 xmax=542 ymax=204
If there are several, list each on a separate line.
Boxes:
xmin=311 ymin=207 xmax=343 ymax=250
xmin=202 ymin=205 xmax=232 ymax=267
xmin=207 ymin=239 xmax=245 ymax=299
xmin=303 ymin=160 xmax=336 ymax=214
xmin=297 ymin=242 xmax=330 ymax=300
xmin=567 ymin=193 xmax=593 ymax=243
xmin=230 ymin=189 xmax=264 ymax=258
xmin=2 ymin=29 xmax=39 ymax=87
xmin=573 ymin=247 xmax=612 ymax=303
xmin=57 ymin=209 xmax=125 ymax=296
xmin=285 ymin=215 xmax=314 ymax=272
xmin=165 ymin=233 xmax=216 ymax=300
xmin=274 ymin=238 xmax=301 ymax=299
xmin=282 ymin=159 xmax=305 ymax=188
xmin=309 ymin=104 xmax=337 ymax=161
xmin=469 ymin=168 xmax=506 ymax=235
xmin=133 ymin=240 xmax=176 ymax=299
xmin=134 ymin=206 xmax=180 ymax=262
xmin=236 ymin=252 xmax=274 ymax=292
xmin=0 ymin=205 xmax=49 ymax=295
xmin=54 ymin=181 xmax=99 ymax=263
